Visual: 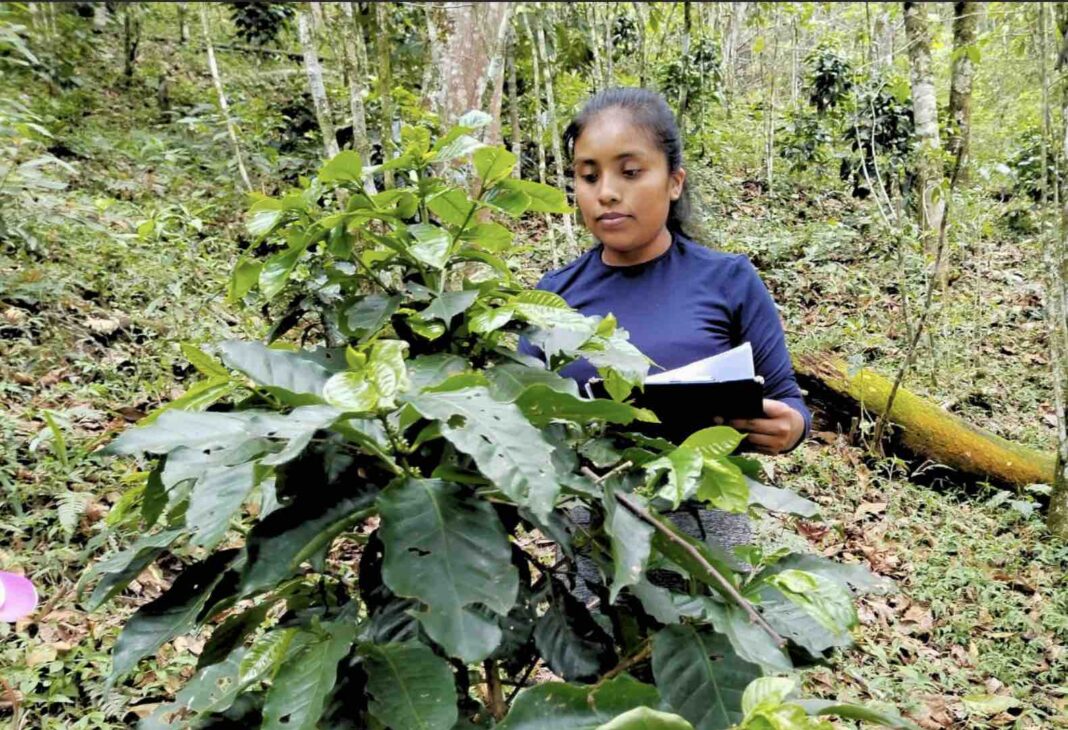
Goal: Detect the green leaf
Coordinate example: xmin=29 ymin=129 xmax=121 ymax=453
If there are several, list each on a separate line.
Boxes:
xmin=420 ymin=289 xmax=480 ymax=326
xmin=197 ymin=599 xmax=278 ymax=671
xmin=408 ymin=354 xmax=469 ymax=392
xmin=241 ymin=489 xmax=377 ymax=596
xmin=698 ymin=600 xmax=793 ymax=674
xmin=597 ymin=708 xmax=695 ymax=730
xmin=533 ymin=578 xmax=617 ymax=682
xmin=469 ymin=304 xmax=515 ymax=334
xmin=378 ymin=478 xmax=518 ymax=662
xmin=603 ymin=486 xmax=653 ymax=603
xmin=104 ymin=410 xmax=253 ymax=456
xmin=652 ymin=625 xmax=761 ymax=730
xmin=759 ymin=553 xmax=894 ymax=596
xmin=219 ymin=340 xmax=333 ymax=403
xmin=408 ymin=223 xmax=452 ymax=269
xmin=247 ymin=200 xmax=284 ymax=240
xmin=428 ymin=188 xmax=477 ymax=227
xmin=319 ymin=150 xmax=364 ymax=183
xmin=261 ymin=621 xmax=357 ymax=730
xmin=695 ymin=458 xmax=749 ymax=513
xmin=647 ymin=447 xmax=704 ymax=509
xmin=474 ymin=146 xmax=518 ymax=186
xmin=747 ymin=481 xmax=819 ymax=517
xmin=962 ymin=694 xmax=1022 ymax=717
xmin=323 ymin=340 xmax=409 ymax=413
xmin=343 ymin=294 xmax=401 ymax=339
xmin=186 ymin=461 xmax=265 ymax=550
xmin=483 ymin=185 xmax=531 ymax=216
xmin=404 ymin=387 xmax=561 ymax=522
xmin=680 ymin=427 xmax=746 ymax=458
xmin=228 ymin=256 xmax=262 ymax=303
xmin=86 ymin=529 xmax=182 ymax=609
xmin=259 ymin=242 xmax=309 ymax=301
xmin=497 ymin=178 xmax=571 ymax=213
xmin=484 ymin=363 xmax=579 ymax=401
xmin=499 ymin=676 xmax=660 ymax=730
xmin=512 ymin=385 xmax=658 ymax=427
xmin=361 ymin=642 xmax=459 ymax=730
xmin=462 ymin=221 xmax=514 ymax=252
xmin=239 ymin=627 xmax=301 ymax=685
xmin=431 ymin=132 xmax=483 ymax=163
xmin=742 ymin=677 xmax=797 ymax=715
xmin=795 ymin=700 xmax=918 ymax=729
xmin=181 ymin=343 xmax=230 ymax=378
xmin=140 ymin=377 xmax=235 ymax=426
xmin=139 ymin=649 xmax=246 ymax=728
xmin=111 ymin=550 xmax=239 ymax=681
xmin=765 ymin=570 xmax=857 ymax=638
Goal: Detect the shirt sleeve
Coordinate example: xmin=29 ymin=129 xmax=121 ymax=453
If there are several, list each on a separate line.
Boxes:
xmin=733 ymin=257 xmax=811 ymax=450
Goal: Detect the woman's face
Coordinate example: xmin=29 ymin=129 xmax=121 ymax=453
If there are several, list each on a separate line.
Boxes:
xmin=572 ymin=108 xmax=686 ymax=264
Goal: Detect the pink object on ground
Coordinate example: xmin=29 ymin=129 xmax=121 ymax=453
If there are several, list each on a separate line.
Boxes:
xmin=0 ymin=571 xmax=38 ymax=621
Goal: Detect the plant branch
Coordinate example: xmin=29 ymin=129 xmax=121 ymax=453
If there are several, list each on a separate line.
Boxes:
xmin=580 ymin=464 xmax=786 ymax=648
xmin=483 ymin=660 xmax=506 ymax=721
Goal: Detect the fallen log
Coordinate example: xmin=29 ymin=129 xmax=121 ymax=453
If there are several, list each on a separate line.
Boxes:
xmin=793 ymin=352 xmax=1056 ymax=488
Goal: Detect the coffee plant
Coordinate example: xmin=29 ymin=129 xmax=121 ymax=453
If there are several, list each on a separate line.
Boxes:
xmin=87 ymin=112 xmax=917 ymax=729
xmin=229 ymin=2 xmax=294 ymax=46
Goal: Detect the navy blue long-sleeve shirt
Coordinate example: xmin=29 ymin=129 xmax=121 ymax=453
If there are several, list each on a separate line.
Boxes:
xmin=519 ymin=235 xmax=811 ymax=444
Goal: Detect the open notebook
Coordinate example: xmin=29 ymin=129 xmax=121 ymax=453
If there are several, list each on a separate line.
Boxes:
xmin=587 ymin=343 xmax=765 ymax=442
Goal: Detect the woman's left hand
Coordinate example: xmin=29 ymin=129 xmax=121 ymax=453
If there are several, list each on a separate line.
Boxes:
xmin=722 ymin=399 xmax=805 ymax=455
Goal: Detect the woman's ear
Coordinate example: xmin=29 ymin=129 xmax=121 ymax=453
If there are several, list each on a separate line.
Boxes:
xmin=669 ymin=168 xmax=686 ymax=201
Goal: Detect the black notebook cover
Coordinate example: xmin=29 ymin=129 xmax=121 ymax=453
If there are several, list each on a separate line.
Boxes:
xmin=588 ymin=378 xmax=765 ymax=443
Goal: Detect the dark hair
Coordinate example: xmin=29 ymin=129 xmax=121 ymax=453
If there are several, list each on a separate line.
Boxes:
xmin=562 ymin=87 xmax=693 ymax=237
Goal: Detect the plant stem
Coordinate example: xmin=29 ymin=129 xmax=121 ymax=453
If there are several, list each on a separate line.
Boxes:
xmin=483 ymin=659 xmax=506 ymax=720
xmin=581 ymin=464 xmax=786 ymax=648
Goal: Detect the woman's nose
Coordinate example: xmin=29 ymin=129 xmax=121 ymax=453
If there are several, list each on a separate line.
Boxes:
xmin=597 ymin=178 xmax=621 ymax=205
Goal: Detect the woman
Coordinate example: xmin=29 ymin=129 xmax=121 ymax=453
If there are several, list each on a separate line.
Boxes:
xmin=522 ymin=88 xmax=810 ymax=560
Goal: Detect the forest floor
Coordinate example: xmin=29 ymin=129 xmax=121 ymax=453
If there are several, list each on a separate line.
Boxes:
xmin=3 ymin=49 xmax=1067 ymax=730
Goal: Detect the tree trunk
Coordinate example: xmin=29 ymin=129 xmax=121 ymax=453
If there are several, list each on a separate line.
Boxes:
xmin=904 ymin=1 xmax=944 ymax=249
xmin=199 ymin=6 xmax=252 ymax=192
xmin=425 ymin=2 xmax=511 ymax=127
xmin=678 ymin=1 xmax=692 ymax=120
xmin=375 ymin=2 xmax=394 ymax=185
xmin=340 ymin=2 xmax=372 ymax=169
xmin=604 ymin=3 xmax=614 ymax=85
xmin=723 ymin=1 xmax=749 ymax=111
xmin=480 ymin=11 xmax=514 ymax=145
xmin=948 ymin=2 xmax=981 ymax=178
xmin=633 ymin=2 xmax=648 ymax=88
xmin=177 ymin=2 xmax=188 ymax=44
xmin=523 ymin=12 xmax=557 ymax=267
xmin=587 ymin=3 xmax=607 ymax=91
xmin=1048 ymin=5 xmax=1068 ymax=537
xmin=94 ymin=2 xmax=109 ymax=32
xmin=509 ymin=35 xmax=521 ymax=179
xmin=534 ymin=6 xmax=577 ymax=257
xmin=794 ymin=353 xmax=1056 ymax=489
xmin=123 ymin=4 xmax=142 ymax=83
xmin=297 ymin=8 xmax=339 ymax=160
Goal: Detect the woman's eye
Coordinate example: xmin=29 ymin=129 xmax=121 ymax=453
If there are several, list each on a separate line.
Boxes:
xmin=623 ymin=169 xmax=642 ymax=178
xmin=581 ymin=173 xmax=598 ymax=184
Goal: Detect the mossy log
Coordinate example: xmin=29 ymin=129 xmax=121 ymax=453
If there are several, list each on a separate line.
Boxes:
xmin=793 ymin=352 xmax=1056 ymax=487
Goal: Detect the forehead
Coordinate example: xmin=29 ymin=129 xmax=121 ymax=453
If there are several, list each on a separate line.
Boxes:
xmin=573 ymin=108 xmax=660 ymax=163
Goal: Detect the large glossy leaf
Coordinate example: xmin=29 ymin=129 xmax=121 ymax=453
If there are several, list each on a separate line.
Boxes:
xmin=759 ymin=553 xmax=894 ymax=596
xmin=186 ymin=461 xmax=265 ymax=550
xmin=461 ymin=221 xmax=513 ymax=252
xmin=428 ymin=188 xmax=476 ymax=227
xmin=139 ymin=377 xmax=235 ymax=426
xmin=497 ymin=178 xmax=571 ymax=213
xmin=261 ymin=621 xmax=357 ymax=730
xmin=247 ymin=199 xmax=284 ymax=239
xmin=361 ymin=642 xmax=458 ymax=730
xmin=647 ymin=447 xmax=704 ymax=509
xmin=419 ymin=289 xmax=479 ymax=326
xmin=241 ymin=488 xmax=377 ymax=596
xmin=404 ymin=387 xmax=560 ymax=521
xmin=319 ymin=150 xmax=363 ymax=183
xmin=474 ymin=146 xmax=518 ymax=186
xmin=512 ymin=384 xmax=657 ymax=427
xmin=651 ymin=625 xmax=761 ymax=730
xmin=603 ymin=486 xmax=653 ymax=603
xmin=597 ymin=708 xmax=695 ymax=730
xmin=533 ymin=579 xmax=617 ymax=682
xmin=483 ymin=185 xmax=531 ymax=216
xmin=679 ymin=428 xmax=746 ymax=459
xmin=407 ymin=354 xmax=469 ymax=392
xmin=484 ymin=362 xmax=579 ymax=400
xmin=499 ymin=676 xmax=660 ymax=730
xmin=747 ymin=480 xmax=819 ymax=517
xmin=749 ymin=585 xmax=849 ymax=656
xmin=795 ymin=700 xmax=918 ymax=729
xmin=86 ymin=529 xmax=183 ymax=609
xmin=259 ymin=242 xmax=309 ymax=301
xmin=695 ymin=458 xmax=749 ymax=513
xmin=139 ymin=649 xmax=246 ymax=729
xmin=343 ymin=294 xmax=401 ymax=339
xmin=111 ymin=549 xmax=239 ymax=681
xmin=219 ymin=340 xmax=333 ymax=404
xmin=408 ymin=223 xmax=451 ymax=269
xmin=104 ymin=410 xmax=252 ymax=456
xmin=378 ymin=478 xmax=518 ymax=662
xmin=699 ymin=600 xmax=793 ymax=674
xmin=765 ymin=569 xmax=857 ymax=638
xmin=197 ymin=599 xmax=279 ymax=671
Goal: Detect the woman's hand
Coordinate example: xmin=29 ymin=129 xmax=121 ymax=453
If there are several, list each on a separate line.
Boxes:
xmin=720 ymin=399 xmax=805 ymax=455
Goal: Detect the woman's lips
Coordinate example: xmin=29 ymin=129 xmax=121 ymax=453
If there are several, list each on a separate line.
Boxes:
xmin=597 ymin=213 xmax=631 ymax=229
